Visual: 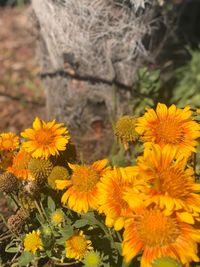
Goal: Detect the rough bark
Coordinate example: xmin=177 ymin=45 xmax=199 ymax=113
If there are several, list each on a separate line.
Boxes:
xmin=32 ymin=0 xmax=162 ymax=161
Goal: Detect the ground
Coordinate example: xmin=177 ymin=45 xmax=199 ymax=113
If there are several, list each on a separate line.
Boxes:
xmin=0 ymin=6 xmax=45 ymax=134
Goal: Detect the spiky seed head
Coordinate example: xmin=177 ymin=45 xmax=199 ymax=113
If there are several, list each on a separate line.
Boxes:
xmin=152 ymin=257 xmax=183 ymax=267
xmin=28 ymin=158 xmax=53 ymax=185
xmin=7 ymin=214 xmax=22 ymax=234
xmin=0 ymin=172 xmax=19 ymax=193
xmin=48 ymin=166 xmax=69 ymax=189
xmin=115 ymin=115 xmax=139 ymax=149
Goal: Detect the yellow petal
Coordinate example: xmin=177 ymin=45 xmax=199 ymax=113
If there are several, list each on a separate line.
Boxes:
xmin=177 ymin=211 xmax=195 ymax=224
xmin=33 ymin=117 xmax=43 ymax=130
xmin=55 ymin=179 xmax=72 ymax=190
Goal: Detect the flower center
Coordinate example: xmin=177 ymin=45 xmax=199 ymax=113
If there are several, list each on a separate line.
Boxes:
xmin=156 ymin=167 xmax=192 ymax=199
xmin=52 ymin=212 xmax=63 ymax=224
xmin=154 ymin=119 xmax=184 ymax=145
xmin=72 ymin=166 xmax=100 ymax=192
xmin=136 ymin=209 xmax=180 ymax=247
xmin=35 ymin=129 xmax=54 ymax=146
xmin=2 ymin=139 xmax=13 ymax=149
xmin=26 ymin=234 xmax=42 ymax=251
xmin=71 ymin=235 xmax=87 ymax=253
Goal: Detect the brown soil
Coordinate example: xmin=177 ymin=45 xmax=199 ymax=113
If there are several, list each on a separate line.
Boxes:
xmin=0 ymin=6 xmax=45 ymax=134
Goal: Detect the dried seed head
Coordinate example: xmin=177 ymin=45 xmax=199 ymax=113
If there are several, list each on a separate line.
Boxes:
xmin=28 ymin=158 xmax=53 ymax=185
xmin=0 ymin=172 xmax=19 ymax=193
xmin=7 ymin=208 xmax=29 ymax=235
xmin=115 ymin=116 xmax=139 ymax=149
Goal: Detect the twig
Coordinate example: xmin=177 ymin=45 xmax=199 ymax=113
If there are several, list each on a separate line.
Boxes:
xmin=0 ymin=233 xmax=13 ymax=241
xmin=52 ymin=261 xmax=79 ymax=266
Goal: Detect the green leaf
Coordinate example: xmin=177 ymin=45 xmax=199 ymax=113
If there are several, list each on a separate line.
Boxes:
xmin=114 ymin=242 xmax=121 ymax=253
xmin=73 ymin=219 xmax=89 ymax=228
xmin=59 ymin=227 xmax=73 ymax=239
xmin=5 ymin=246 xmax=18 ymax=253
xmin=46 ymin=250 xmax=52 ymax=257
xmin=36 ymin=213 xmax=44 ymax=225
xmin=18 ymin=251 xmax=34 ymax=266
xmin=47 ymin=196 xmax=56 ymax=212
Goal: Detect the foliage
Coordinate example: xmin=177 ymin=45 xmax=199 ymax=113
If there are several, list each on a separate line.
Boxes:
xmin=170 ymin=50 xmax=200 ymax=108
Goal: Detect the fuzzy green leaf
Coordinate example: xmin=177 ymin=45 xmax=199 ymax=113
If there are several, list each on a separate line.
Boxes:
xmin=18 ymin=251 xmax=34 ymax=266
xmin=73 ymin=219 xmax=89 ymax=228
xmin=5 ymin=246 xmax=18 ymax=253
xmin=47 ymin=196 xmax=56 ymax=212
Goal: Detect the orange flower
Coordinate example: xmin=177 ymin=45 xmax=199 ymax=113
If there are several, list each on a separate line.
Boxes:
xmin=21 ymin=117 xmax=70 ymax=159
xmin=56 ymin=159 xmax=108 ymax=213
xmin=0 ymin=132 xmax=19 ymax=152
xmin=98 ymin=168 xmax=147 ymax=230
xmin=136 ymin=103 xmax=200 ymax=157
xmin=122 ymin=206 xmax=200 ymax=266
xmin=7 ymin=149 xmax=31 ymax=180
xmin=132 ymin=145 xmax=200 ymax=218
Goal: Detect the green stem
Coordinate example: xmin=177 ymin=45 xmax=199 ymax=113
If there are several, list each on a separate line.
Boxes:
xmin=52 ymin=261 xmax=79 ymax=266
xmin=34 ymin=200 xmax=45 ymax=222
xmin=10 ymin=193 xmax=20 ymax=208
xmin=0 ymin=233 xmax=13 ymax=241
xmin=39 ymin=200 xmax=50 ymax=223
xmin=39 ymin=200 xmax=56 ymax=236
xmin=116 ymin=230 xmax=122 ymax=242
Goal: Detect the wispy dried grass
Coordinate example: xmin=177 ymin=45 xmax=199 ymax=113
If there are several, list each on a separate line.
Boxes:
xmin=32 ymin=0 xmax=159 ymax=86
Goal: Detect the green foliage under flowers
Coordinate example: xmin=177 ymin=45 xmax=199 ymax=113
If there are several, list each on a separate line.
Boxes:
xmin=171 ymin=50 xmax=200 ymax=108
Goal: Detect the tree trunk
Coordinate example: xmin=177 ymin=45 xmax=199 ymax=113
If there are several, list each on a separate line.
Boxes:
xmin=31 ymin=0 xmax=161 ymax=162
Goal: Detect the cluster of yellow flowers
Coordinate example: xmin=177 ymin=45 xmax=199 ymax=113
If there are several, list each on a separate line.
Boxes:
xmin=1 ymin=103 xmax=200 ymax=266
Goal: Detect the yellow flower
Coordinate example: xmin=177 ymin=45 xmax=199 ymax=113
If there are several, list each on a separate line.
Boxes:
xmin=65 ymin=231 xmax=93 ymax=260
xmin=56 ymin=159 xmax=108 ymax=213
xmin=21 ymin=117 xmax=70 ymax=159
xmin=97 ymin=168 xmax=147 ymax=231
xmin=51 ymin=209 xmax=64 ymax=225
xmin=122 ymin=206 xmax=200 ymax=266
xmin=24 ymin=230 xmax=43 ymax=254
xmin=7 ymin=149 xmax=31 ymax=180
xmin=133 ymin=144 xmax=200 ymax=217
xmin=136 ymin=103 xmax=200 ymax=157
xmin=83 ymin=251 xmax=101 ymax=267
xmin=115 ymin=116 xmax=139 ymax=149
xmin=0 ymin=132 xmax=19 ymax=152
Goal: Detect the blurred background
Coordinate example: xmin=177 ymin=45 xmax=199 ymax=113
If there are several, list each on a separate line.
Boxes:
xmin=0 ymin=0 xmax=200 ymax=157
xmin=0 ymin=0 xmax=44 ymax=134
